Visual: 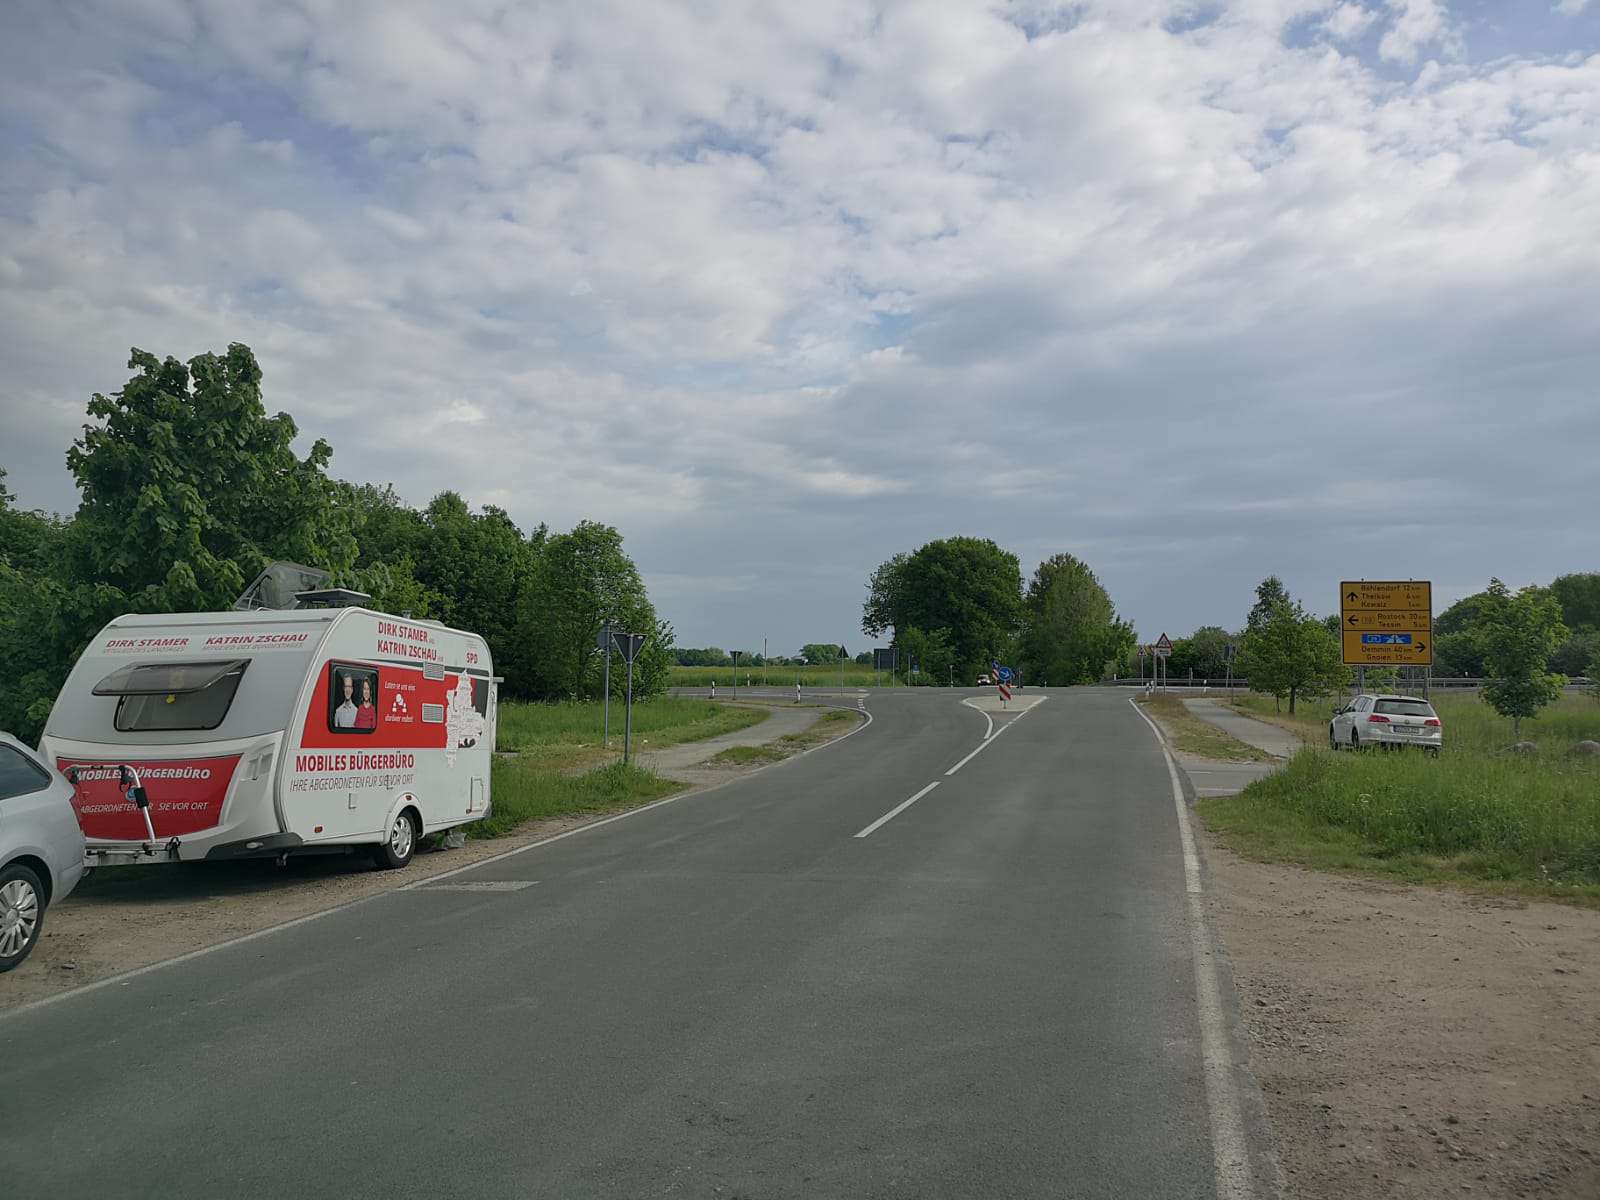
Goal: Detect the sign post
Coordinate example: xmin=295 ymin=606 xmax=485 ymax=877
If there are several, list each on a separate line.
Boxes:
xmin=596 ymin=624 xmax=615 ymax=745
xmin=609 ymin=631 xmax=647 ymax=764
xmin=1339 ymin=582 xmax=1433 ymax=677
xmin=1153 ymin=633 xmax=1173 ymax=692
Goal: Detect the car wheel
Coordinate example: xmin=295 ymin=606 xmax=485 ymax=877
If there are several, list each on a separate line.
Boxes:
xmin=1329 ymin=725 xmax=1339 ymax=750
xmin=0 ymin=863 xmax=46 ymax=973
xmin=1349 ymin=729 xmax=1361 ymax=751
xmin=372 ymin=809 xmax=418 ymax=870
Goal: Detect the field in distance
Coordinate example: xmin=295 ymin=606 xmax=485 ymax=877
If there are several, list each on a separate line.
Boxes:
xmin=669 ymin=663 xmax=962 ymax=687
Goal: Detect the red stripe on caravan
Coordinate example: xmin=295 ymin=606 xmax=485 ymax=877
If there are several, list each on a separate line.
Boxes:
xmin=60 ymin=755 xmax=240 ymax=841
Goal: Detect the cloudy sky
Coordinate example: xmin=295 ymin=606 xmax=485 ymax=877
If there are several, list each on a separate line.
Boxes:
xmin=2 ymin=1 xmax=1597 ymax=653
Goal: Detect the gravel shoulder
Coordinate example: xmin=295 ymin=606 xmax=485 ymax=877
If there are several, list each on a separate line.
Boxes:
xmin=1203 ymin=837 xmax=1600 ymax=1199
xmin=4 ymin=703 xmax=858 ymax=1012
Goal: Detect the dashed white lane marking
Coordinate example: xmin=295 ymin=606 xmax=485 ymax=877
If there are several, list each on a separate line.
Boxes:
xmin=853 ymin=781 xmax=940 ymax=839
xmin=944 ymin=697 xmax=1042 ymax=776
xmin=1129 ymin=697 xmax=1259 ymax=1200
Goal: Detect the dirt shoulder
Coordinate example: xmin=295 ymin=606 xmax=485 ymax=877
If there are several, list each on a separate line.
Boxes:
xmin=1203 ymin=836 xmax=1600 ymax=1199
xmin=5 ymin=703 xmax=860 ymax=1013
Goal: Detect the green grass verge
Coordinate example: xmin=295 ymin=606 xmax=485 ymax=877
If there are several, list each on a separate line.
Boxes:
xmin=478 ymin=758 xmax=680 ymax=839
xmin=671 ymin=664 xmax=901 ymax=688
xmin=497 ymin=697 xmax=768 ymax=759
xmin=1137 ymin=694 xmax=1273 ymax=761
xmin=1225 ymin=690 xmax=1600 ymax=754
xmin=705 ymin=707 xmax=861 ymax=766
xmin=1198 ymin=746 xmax=1600 ymax=905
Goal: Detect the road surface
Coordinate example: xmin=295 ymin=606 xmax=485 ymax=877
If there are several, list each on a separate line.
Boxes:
xmin=1 ymin=688 xmax=1274 ymax=1199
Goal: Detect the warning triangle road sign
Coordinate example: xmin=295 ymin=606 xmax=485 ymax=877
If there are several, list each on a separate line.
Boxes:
xmin=1154 ymin=632 xmax=1173 ymax=652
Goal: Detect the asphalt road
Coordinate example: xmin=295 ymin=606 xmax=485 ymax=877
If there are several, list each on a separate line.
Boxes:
xmin=1 ymin=688 xmax=1263 ymax=1199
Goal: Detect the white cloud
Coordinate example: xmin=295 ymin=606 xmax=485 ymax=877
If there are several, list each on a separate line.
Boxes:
xmin=1554 ymin=0 xmax=1591 ymax=16
xmin=1324 ymin=3 xmax=1378 ymax=41
xmin=1 ymin=0 xmax=1597 ymax=645
xmin=1378 ymin=0 xmax=1451 ymax=64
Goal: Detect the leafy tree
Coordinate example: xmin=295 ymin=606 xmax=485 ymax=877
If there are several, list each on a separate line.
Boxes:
xmin=676 ymin=647 xmax=732 ymax=667
xmin=853 ymin=650 xmax=873 ymax=666
xmin=1167 ymin=625 xmax=1234 ymax=680
xmin=1019 ymin=553 xmax=1134 ymax=685
xmin=409 ymin=492 xmax=535 ymax=672
xmin=65 ymin=345 xmax=358 ymax=612
xmin=0 ymin=347 xmax=360 ymax=738
xmin=1435 ymin=590 xmax=1494 ymax=636
xmin=801 ymin=642 xmax=847 ymax=665
xmin=1478 ymin=579 xmax=1568 ymax=739
xmin=0 ymin=467 xmax=66 ymax=572
xmin=1246 ymin=576 xmax=1290 ymax=633
xmin=862 ymin=537 xmax=1023 ymax=678
xmin=1433 ymin=629 xmax=1487 ymax=677
xmin=894 ymin=625 xmax=956 ymax=685
xmin=1550 ymin=629 xmax=1600 ymax=678
xmin=517 ymin=520 xmax=662 ymax=700
xmin=1548 ymin=573 xmax=1600 ymax=633
xmin=1239 ymin=599 xmax=1349 ymax=714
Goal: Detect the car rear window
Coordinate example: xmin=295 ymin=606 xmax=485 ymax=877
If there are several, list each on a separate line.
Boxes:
xmin=0 ymin=744 xmax=52 ymax=800
xmin=1374 ymin=699 xmax=1435 ymax=717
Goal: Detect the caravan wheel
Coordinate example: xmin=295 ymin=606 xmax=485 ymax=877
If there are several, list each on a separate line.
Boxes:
xmin=372 ymin=809 xmax=418 ymax=871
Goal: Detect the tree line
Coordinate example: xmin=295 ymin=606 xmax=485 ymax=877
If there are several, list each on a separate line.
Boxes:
xmin=861 ymin=537 xmax=1136 ymax=685
xmin=674 ymin=643 xmax=852 ymax=668
xmin=0 ymin=344 xmax=673 ymax=742
xmin=1139 ymin=572 xmax=1592 ymax=729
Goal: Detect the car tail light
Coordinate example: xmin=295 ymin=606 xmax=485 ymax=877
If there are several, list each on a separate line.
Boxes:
xmin=1424 ymin=718 xmax=1441 ymax=727
xmin=1367 ymin=714 xmax=1391 ymax=723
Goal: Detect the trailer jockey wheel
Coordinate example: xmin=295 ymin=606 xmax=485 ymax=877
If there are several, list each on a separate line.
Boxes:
xmin=372 ymin=809 xmax=418 ymax=870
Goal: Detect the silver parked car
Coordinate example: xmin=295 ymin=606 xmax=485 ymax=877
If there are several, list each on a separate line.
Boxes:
xmin=1329 ymin=694 xmax=1443 ymax=755
xmin=1 ymin=733 xmax=87 ymax=972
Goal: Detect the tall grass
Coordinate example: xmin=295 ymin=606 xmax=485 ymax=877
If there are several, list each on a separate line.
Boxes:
xmin=496 ymin=697 xmax=766 ymax=752
xmin=1204 ymin=690 xmax=1600 ymax=897
xmin=480 ymin=759 xmax=678 ymax=838
xmin=1229 ymin=690 xmax=1600 ymax=753
xmin=1216 ymin=748 xmax=1600 ymax=887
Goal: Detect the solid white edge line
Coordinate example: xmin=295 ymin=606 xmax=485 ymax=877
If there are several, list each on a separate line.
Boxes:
xmin=1128 ymin=696 xmax=1257 ymax=1200
xmin=2 ymin=701 xmax=878 ymax=1023
xmin=853 ymin=781 xmax=939 ymax=839
xmin=945 ymin=696 xmax=1044 ymax=776
xmin=959 ymin=699 xmax=995 ymax=741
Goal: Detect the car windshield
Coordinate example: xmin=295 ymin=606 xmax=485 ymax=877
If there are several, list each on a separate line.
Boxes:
xmin=1374 ymin=699 xmax=1434 ymax=717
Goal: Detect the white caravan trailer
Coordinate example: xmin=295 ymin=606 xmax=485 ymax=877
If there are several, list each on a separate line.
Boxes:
xmin=40 ymin=605 xmax=496 ymax=870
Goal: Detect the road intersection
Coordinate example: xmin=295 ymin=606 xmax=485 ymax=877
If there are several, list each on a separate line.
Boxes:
xmin=2 ymin=688 xmax=1278 ymax=1199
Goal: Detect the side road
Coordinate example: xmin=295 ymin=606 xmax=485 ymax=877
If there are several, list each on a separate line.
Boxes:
xmin=4 ymin=702 xmax=860 ymax=1011
xmin=1184 ymin=698 xmax=1304 ymax=759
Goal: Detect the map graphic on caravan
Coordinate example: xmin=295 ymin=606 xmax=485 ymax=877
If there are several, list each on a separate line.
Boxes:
xmin=41 ymin=587 xmax=498 ymax=872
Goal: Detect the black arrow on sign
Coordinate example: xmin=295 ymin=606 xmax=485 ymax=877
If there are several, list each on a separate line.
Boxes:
xmin=1346 ymin=590 xmax=1358 ymax=601
xmin=1415 ymin=642 xmax=1427 ymax=654
xmin=1347 ymin=614 xmax=1358 ymax=625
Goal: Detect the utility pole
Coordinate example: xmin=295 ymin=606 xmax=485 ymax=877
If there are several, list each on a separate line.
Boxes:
xmin=732 ymin=650 xmax=739 ymax=702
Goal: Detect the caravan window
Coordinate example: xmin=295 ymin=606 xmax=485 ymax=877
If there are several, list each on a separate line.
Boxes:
xmin=328 ymin=663 xmax=380 ymax=734
xmin=102 ymin=660 xmax=249 ymax=732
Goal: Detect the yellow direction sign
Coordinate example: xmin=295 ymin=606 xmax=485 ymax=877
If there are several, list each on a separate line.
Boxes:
xmin=1340 ymin=580 xmax=1432 ymax=666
